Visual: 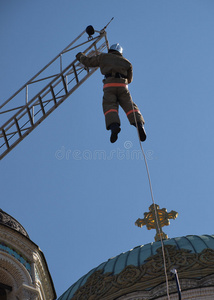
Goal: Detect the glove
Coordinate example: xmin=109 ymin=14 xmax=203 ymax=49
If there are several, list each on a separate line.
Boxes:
xmin=76 ymin=52 xmax=83 ymax=61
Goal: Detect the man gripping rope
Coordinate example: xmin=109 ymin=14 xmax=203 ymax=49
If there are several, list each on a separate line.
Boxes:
xmin=76 ymin=43 xmax=146 ymax=143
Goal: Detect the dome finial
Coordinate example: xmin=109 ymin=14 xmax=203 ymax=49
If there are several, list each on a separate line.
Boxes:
xmin=135 ymin=204 xmax=178 ymax=241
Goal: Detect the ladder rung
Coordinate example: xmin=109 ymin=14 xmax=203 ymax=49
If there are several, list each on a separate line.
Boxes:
xmin=61 ymin=75 xmax=68 ymax=94
xmin=26 ymin=107 xmax=34 ymax=126
xmin=1 ymin=129 xmax=9 ymax=149
xmin=38 ymin=96 xmax=46 ymax=115
xmin=73 ymin=64 xmax=79 ymax=83
xmin=14 ymin=118 xmax=22 ymax=137
xmin=50 ymin=85 xmax=57 ymax=105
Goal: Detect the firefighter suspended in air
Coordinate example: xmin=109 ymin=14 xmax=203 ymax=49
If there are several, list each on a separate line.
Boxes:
xmin=76 ymin=43 xmax=146 ymax=143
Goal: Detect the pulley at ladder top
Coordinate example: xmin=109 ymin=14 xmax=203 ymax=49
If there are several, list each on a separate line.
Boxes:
xmin=86 ymin=25 xmax=95 ymax=38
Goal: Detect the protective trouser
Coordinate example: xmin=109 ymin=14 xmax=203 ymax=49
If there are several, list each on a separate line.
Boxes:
xmin=102 ymin=83 xmax=145 ymax=130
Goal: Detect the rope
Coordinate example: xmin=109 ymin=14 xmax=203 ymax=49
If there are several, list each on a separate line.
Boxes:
xmin=131 ymin=102 xmax=171 ymax=300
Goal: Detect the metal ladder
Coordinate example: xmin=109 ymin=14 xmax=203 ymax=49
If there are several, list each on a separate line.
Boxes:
xmin=0 ymin=26 xmax=109 ymax=160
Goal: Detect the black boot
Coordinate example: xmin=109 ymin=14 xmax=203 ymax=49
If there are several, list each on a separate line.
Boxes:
xmin=109 ymin=123 xmax=121 ymax=143
xmin=133 ymin=122 xmax=147 ymax=142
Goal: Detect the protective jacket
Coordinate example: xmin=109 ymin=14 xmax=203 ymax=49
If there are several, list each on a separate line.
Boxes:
xmin=76 ymin=51 xmax=145 ymax=129
xmin=77 ymin=51 xmax=133 ymax=84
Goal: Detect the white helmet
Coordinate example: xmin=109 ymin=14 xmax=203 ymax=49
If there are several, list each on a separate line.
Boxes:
xmin=109 ymin=43 xmax=123 ymax=54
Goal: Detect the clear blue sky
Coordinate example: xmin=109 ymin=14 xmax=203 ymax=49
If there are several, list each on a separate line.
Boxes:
xmin=1 ymin=0 xmax=214 ymax=297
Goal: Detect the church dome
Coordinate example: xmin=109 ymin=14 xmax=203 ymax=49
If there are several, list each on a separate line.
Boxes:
xmin=0 ymin=208 xmax=56 ymax=299
xmin=58 ymin=234 xmax=214 ymax=299
xmin=0 ymin=208 xmax=29 ymax=238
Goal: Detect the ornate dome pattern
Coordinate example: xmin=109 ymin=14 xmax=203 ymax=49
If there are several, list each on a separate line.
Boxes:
xmin=58 ymin=235 xmax=214 ymax=300
xmin=0 ymin=209 xmax=29 ymax=238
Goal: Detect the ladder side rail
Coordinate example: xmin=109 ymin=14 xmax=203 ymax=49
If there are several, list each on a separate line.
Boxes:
xmin=0 ymin=61 xmax=99 ymax=143
xmin=40 ymin=34 xmax=107 ymax=107
xmin=104 ymin=31 xmax=110 ymax=50
xmin=1 ymin=62 xmax=84 ymax=131
xmin=1 ymin=59 xmax=85 ymax=129
xmin=0 ymin=58 xmax=102 ymax=155
xmin=0 ymin=66 xmax=85 ymax=141
xmin=0 ymin=29 xmax=87 ymax=110
xmin=0 ymin=105 xmax=24 ymax=115
xmin=61 ymin=34 xmax=102 ymax=54
xmin=22 ymin=68 xmax=94 ymax=129
xmin=0 ymin=32 xmax=108 ymax=159
xmin=0 ymin=66 xmax=84 ymax=116
xmin=29 ymin=38 xmax=108 ymax=87
xmin=0 ymin=67 xmax=99 ymax=160
xmin=34 ymin=67 xmax=99 ymax=119
xmin=1 ymin=66 xmax=90 ymax=136
xmin=31 ymin=66 xmax=99 ymax=124
xmin=27 ymin=34 xmax=101 ymax=85
xmin=27 ymin=34 xmax=101 ymax=84
xmin=29 ymin=73 xmax=61 ymax=84
xmin=0 ymin=31 xmax=105 ymax=116
xmin=1 ymin=31 xmax=106 ymax=129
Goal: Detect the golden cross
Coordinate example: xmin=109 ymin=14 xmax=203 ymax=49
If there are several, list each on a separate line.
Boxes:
xmin=135 ymin=204 xmax=178 ymax=241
